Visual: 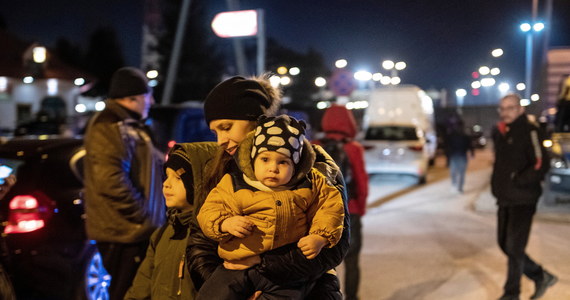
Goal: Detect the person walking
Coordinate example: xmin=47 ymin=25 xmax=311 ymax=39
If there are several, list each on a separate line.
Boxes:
xmin=315 ymin=105 xmax=369 ymax=300
xmin=84 ymin=67 xmax=165 ymax=300
xmin=492 ymin=94 xmax=557 ymax=300
xmin=180 ymin=75 xmax=350 ymax=299
xmin=445 ymin=117 xmax=474 ymax=193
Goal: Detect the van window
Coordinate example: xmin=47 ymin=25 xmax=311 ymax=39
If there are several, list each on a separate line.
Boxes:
xmin=365 ymin=126 xmax=418 ymax=141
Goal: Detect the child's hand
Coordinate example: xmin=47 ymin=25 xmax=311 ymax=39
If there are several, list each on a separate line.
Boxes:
xmin=297 ymin=234 xmax=328 ymax=259
xmin=221 ymin=216 xmax=255 ymax=238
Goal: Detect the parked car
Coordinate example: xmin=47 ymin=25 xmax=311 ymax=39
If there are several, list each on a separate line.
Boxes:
xmin=0 ymin=137 xmax=109 ymax=300
xmin=362 ymin=124 xmax=430 ymax=184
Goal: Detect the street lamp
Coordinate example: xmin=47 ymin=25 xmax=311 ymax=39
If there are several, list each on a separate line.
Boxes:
xmin=335 ymin=59 xmax=348 ymax=68
xmin=520 ymin=21 xmax=545 ymax=99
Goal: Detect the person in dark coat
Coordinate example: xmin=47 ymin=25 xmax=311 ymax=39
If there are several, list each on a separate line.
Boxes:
xmin=445 ymin=117 xmax=474 ymax=193
xmin=84 ymin=67 xmax=165 ymax=300
xmin=182 ymin=75 xmax=350 ymax=299
xmin=491 ymin=94 xmax=557 ymax=300
xmin=314 ymin=104 xmax=369 ymax=300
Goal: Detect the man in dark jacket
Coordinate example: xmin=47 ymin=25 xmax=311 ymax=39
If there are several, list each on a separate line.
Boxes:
xmin=491 ymin=94 xmax=557 ymax=300
xmin=84 ymin=67 xmax=165 ymax=300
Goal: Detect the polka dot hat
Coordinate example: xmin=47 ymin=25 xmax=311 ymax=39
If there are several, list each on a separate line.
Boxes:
xmin=251 ymin=115 xmax=306 ymax=164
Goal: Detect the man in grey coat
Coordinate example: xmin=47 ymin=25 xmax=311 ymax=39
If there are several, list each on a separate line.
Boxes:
xmin=84 ymin=67 xmax=165 ymax=300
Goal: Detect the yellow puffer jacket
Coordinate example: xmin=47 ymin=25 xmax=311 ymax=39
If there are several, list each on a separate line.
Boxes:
xmin=197 ymin=133 xmax=344 ymax=262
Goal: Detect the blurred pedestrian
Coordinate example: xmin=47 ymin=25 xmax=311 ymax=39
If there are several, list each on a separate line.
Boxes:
xmin=125 ymin=147 xmax=197 ymax=300
xmin=315 ymin=104 xmax=369 ymax=300
xmin=445 ymin=117 xmax=474 ymax=193
xmin=196 ymin=115 xmax=344 ymax=299
xmin=84 ymin=67 xmax=165 ymax=300
xmin=491 ymin=94 xmax=557 ymax=300
xmin=183 ymin=75 xmax=349 ymax=300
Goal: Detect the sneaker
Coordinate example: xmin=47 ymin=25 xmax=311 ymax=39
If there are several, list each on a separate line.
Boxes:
xmin=530 ymin=271 xmax=558 ymax=299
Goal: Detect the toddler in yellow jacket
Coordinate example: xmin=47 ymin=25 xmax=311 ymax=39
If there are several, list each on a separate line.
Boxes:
xmin=196 ymin=115 xmax=344 ymax=299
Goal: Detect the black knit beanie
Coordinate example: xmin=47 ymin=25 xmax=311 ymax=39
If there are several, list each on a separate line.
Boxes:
xmin=204 ymin=76 xmax=273 ymax=125
xmin=108 ymin=67 xmax=151 ymax=98
xmin=251 ymin=115 xmax=306 ymax=165
xmin=164 ymin=148 xmax=194 ymax=205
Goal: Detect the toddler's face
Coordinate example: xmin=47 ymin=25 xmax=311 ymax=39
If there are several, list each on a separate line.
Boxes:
xmin=163 ymin=168 xmax=191 ymax=209
xmin=253 ymin=151 xmax=294 ymax=188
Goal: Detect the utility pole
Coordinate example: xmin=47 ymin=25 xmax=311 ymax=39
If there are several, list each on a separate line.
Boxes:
xmin=226 ymin=0 xmax=248 ymax=75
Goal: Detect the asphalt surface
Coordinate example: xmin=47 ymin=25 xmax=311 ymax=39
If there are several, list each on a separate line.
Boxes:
xmin=336 ymin=148 xmax=570 ymax=300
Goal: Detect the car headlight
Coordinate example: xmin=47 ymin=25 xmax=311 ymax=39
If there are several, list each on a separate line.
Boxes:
xmin=550 ymin=157 xmax=568 ymax=169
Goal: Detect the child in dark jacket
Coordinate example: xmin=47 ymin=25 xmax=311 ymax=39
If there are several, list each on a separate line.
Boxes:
xmin=196 ymin=115 xmax=344 ymax=299
xmin=124 ymin=148 xmax=196 ymax=300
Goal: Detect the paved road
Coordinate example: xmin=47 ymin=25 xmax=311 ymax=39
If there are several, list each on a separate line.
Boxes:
xmin=337 ymin=149 xmax=570 ymax=300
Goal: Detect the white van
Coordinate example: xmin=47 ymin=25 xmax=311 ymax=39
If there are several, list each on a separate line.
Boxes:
xmin=361 ymin=85 xmax=437 ymax=183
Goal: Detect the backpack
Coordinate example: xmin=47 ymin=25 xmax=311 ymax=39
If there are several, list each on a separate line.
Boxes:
xmin=320 ymin=138 xmax=356 ymax=199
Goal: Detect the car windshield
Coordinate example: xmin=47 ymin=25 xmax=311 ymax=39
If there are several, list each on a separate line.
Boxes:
xmin=365 ymin=126 xmax=418 ymax=141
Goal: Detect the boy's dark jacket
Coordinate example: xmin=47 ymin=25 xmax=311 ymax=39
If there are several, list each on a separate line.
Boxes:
xmin=176 ymin=139 xmax=350 ymax=290
xmin=491 ymin=114 xmax=550 ymax=206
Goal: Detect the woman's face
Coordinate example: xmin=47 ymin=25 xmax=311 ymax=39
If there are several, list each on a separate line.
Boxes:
xmin=209 ymin=119 xmax=256 ymax=156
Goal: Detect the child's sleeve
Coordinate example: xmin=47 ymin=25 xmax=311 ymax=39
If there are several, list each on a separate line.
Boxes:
xmin=196 ymin=174 xmax=236 ymax=241
xmin=306 ymin=169 xmax=345 ymax=248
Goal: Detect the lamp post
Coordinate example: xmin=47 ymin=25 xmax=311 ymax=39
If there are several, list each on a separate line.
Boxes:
xmin=520 ymin=21 xmax=544 ymax=100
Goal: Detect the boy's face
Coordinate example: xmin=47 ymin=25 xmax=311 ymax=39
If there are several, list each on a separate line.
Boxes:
xmin=163 ymin=168 xmax=191 ymax=210
xmin=253 ymin=151 xmax=295 ymax=188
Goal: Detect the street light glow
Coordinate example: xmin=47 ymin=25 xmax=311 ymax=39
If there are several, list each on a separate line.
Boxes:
xmin=455 ymin=89 xmax=467 ymax=97
xmin=531 ymin=94 xmax=540 ymax=101
xmin=380 ymin=76 xmax=391 ymax=85
xmin=520 ymin=98 xmax=531 ymax=106
xmin=74 ymin=78 xmax=85 ymax=86
xmin=498 ymin=82 xmax=510 ymax=92
xmin=277 ymin=66 xmax=287 ymax=75
xmin=33 ymin=46 xmax=47 ymax=63
xmin=481 ymin=78 xmax=496 ymax=87
xmin=382 ymin=60 xmax=395 ymax=70
xmin=516 ymin=83 xmax=526 ymax=91
xmin=354 ymin=70 xmax=372 ymax=81
xmin=146 ymin=70 xmax=158 ymax=79
xmin=490 ymin=67 xmax=501 ymax=76
xmin=395 ymin=61 xmax=406 ymax=70
xmin=533 ymin=22 xmax=545 ymax=32
xmin=280 ymin=76 xmax=291 ymax=86
xmin=478 ymin=66 xmax=490 ymax=75
xmin=491 ymin=48 xmax=504 ymax=57
xmin=75 ymin=104 xmax=87 ymax=113
xmin=289 ymin=67 xmax=300 ymax=76
xmin=269 ymin=75 xmax=281 ymax=87
xmin=520 ymin=23 xmax=531 ymax=32
xmin=390 ymin=76 xmax=401 ymax=85
xmin=372 ymin=73 xmax=383 ymax=81
xmin=23 ymin=76 xmax=34 ymax=84
xmin=335 ymin=59 xmax=348 ymax=68
xmin=471 ymin=81 xmax=481 ymax=89
xmin=315 ymin=77 xmax=326 ymax=87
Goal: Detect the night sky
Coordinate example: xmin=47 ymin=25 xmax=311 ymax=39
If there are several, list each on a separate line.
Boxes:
xmin=3 ymin=0 xmax=570 ymax=92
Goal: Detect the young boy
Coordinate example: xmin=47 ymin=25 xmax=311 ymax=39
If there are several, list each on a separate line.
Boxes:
xmin=124 ymin=148 xmax=196 ymax=299
xmin=196 ymin=115 xmax=344 ymax=299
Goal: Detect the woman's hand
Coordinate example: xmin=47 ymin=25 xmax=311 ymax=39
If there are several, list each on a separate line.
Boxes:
xmin=220 ymin=216 xmax=255 ymax=238
xmin=297 ymin=234 xmax=328 ymax=259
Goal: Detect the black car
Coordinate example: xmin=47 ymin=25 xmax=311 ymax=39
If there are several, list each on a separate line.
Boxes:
xmin=0 ymin=137 xmax=109 ymax=300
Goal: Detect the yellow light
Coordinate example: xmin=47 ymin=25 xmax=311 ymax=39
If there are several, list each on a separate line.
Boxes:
xmin=543 ymin=140 xmax=553 ymax=148
xmin=277 ymin=66 xmax=288 ymax=75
